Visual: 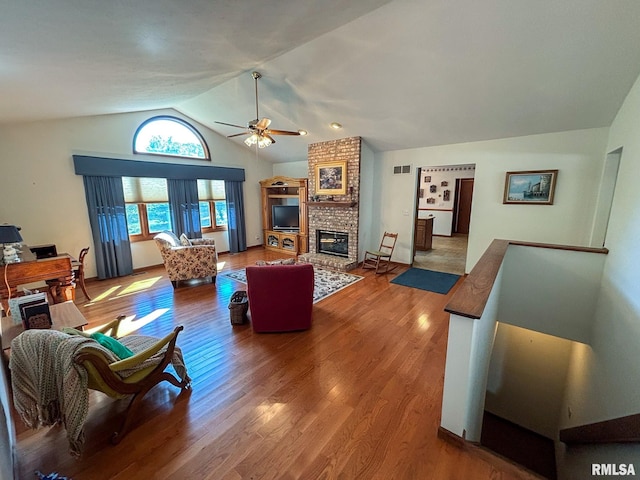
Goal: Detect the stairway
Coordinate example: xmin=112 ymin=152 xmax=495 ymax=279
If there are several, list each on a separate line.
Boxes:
xmin=481 ymin=411 xmax=557 ymax=479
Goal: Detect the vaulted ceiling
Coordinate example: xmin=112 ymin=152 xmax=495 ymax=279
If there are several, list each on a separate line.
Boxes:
xmin=3 ymin=0 xmax=640 ymax=163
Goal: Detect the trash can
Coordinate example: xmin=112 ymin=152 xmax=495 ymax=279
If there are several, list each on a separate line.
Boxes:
xmin=229 ymin=290 xmax=249 ymax=325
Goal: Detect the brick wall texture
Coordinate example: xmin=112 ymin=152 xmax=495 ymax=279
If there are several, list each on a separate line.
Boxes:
xmin=307 ymin=137 xmax=361 ymax=264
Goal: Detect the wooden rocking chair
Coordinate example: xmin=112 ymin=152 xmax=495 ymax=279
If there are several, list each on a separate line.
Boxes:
xmin=362 ymin=232 xmax=398 ymax=274
xmin=71 ymin=317 xmax=191 ymax=444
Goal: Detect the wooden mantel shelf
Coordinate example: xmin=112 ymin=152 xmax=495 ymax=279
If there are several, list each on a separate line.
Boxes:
xmin=308 ymin=201 xmax=358 ymax=208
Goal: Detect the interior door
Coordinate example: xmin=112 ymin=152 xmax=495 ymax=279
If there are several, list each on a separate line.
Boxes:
xmin=454 ymin=178 xmax=474 ymax=234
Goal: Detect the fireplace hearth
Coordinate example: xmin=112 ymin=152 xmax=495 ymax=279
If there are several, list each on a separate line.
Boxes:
xmin=317 ymin=230 xmax=349 ymax=258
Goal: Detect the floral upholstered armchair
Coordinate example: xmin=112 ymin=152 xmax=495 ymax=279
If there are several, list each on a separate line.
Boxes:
xmin=154 ymin=231 xmax=218 ymax=288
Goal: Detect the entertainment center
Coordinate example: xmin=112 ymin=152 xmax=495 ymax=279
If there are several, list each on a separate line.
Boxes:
xmin=259 ymin=176 xmax=308 ymax=255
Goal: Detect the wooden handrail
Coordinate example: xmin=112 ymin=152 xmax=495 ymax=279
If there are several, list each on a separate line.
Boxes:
xmin=507 ymin=240 xmax=608 ymax=254
xmin=444 ymin=239 xmax=509 ymax=319
xmin=559 ymin=413 xmax=640 ymax=445
xmin=444 ymin=239 xmax=608 ymax=320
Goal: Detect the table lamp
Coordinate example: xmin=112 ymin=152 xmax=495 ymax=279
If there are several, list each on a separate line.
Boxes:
xmin=0 ymin=225 xmax=23 ymax=262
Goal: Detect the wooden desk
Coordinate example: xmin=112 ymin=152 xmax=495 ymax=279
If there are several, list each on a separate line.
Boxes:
xmin=0 ymin=248 xmax=74 ymax=312
xmin=1 ymin=301 xmax=88 ymax=351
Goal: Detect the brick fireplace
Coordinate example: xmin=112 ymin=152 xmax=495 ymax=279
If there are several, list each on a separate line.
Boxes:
xmin=298 ymin=137 xmax=361 ymax=271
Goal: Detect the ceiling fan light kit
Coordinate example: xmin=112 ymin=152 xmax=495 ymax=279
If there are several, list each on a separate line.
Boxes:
xmin=216 ymin=71 xmax=304 ymax=149
xmin=244 ymin=133 xmax=273 ymax=149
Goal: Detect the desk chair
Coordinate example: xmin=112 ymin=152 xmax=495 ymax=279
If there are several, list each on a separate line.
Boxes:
xmin=45 ymin=247 xmax=91 ymax=302
xmin=73 ymin=247 xmax=91 ymax=301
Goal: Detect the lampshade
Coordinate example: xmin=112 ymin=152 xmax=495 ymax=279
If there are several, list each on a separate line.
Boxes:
xmin=244 ymin=133 xmax=273 ymax=149
xmin=0 ymin=225 xmax=23 ymax=244
xmin=244 ymin=133 xmax=258 ymax=147
xmin=257 ymin=135 xmax=272 ymax=148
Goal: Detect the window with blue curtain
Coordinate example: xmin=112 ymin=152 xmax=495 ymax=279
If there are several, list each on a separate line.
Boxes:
xmin=82 ymin=175 xmax=134 ymax=279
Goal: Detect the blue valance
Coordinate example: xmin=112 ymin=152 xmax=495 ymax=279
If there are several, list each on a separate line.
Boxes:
xmin=73 ymin=155 xmax=245 ymax=182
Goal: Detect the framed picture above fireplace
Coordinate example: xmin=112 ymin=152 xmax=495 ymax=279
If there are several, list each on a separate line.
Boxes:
xmin=315 ymin=161 xmax=347 ymax=195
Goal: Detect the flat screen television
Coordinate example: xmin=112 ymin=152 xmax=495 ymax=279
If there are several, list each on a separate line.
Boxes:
xmin=272 ymin=205 xmax=299 ymax=231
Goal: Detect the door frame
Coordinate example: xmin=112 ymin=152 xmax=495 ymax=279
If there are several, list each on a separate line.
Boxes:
xmin=411 ymin=167 xmax=422 ymax=266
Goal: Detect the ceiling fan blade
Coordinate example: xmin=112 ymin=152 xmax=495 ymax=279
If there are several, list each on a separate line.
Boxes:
xmin=265 ymin=134 xmax=276 ymax=144
xmin=215 ymin=121 xmax=247 ymax=129
xmin=267 ymin=129 xmax=302 ymax=136
xmin=227 ymin=132 xmax=249 ymax=138
xmin=256 ymin=117 xmax=271 ymax=130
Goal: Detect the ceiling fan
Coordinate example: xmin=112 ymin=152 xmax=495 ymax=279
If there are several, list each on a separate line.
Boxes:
xmin=215 ymin=71 xmax=305 ymax=148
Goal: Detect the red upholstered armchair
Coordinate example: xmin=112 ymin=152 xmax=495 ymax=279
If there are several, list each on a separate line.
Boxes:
xmin=245 ymin=263 xmax=314 ymax=332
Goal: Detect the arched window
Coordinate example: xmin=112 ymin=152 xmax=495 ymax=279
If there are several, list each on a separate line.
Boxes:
xmin=133 ymin=116 xmax=210 ymax=160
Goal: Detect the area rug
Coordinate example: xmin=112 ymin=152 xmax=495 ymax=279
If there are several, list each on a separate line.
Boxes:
xmin=390 ymin=268 xmax=460 ymax=294
xmin=224 ymin=267 xmax=364 ymax=303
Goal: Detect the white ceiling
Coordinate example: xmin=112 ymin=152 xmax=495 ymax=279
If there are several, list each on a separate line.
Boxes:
xmin=3 ymin=0 xmax=640 ymax=163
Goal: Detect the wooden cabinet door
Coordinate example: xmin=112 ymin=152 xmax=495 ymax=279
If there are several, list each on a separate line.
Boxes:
xmin=415 ymin=219 xmax=427 ymax=250
xmin=415 ymin=218 xmax=433 ymax=251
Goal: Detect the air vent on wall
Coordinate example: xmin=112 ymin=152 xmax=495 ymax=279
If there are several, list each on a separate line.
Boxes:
xmin=393 ymin=165 xmax=411 ymax=174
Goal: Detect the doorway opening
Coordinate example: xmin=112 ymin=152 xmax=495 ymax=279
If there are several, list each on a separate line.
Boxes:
xmin=412 ymin=164 xmax=475 ymax=275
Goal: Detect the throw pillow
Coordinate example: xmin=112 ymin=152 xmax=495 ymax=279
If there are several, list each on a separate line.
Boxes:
xmin=179 ymin=233 xmax=192 ymax=246
xmin=90 ymin=332 xmax=134 ymax=359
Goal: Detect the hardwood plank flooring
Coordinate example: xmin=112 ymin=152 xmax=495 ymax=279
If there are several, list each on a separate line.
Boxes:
xmin=12 ymin=248 xmax=539 ymax=479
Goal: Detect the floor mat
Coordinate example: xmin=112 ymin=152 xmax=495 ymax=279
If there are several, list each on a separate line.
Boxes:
xmin=390 ymin=268 xmax=460 ymax=294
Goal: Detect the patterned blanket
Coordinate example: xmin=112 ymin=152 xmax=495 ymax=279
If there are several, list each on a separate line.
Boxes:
xmin=9 ymin=329 xmax=189 ymax=456
xmin=10 ymin=330 xmax=97 ymax=456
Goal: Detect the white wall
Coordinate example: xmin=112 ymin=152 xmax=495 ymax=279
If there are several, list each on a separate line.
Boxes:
xmin=272 ymin=160 xmax=308 ymax=178
xmin=0 ymin=109 xmax=272 ymax=278
xmin=375 ymin=128 xmax=609 ymax=271
xmin=486 ymin=323 xmax=573 ymax=439
xmin=558 ymin=72 xmax=640 ymax=477
xmin=498 ymin=246 xmax=607 ymax=344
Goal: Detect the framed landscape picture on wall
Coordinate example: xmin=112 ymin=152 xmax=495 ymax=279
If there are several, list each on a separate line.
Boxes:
xmin=316 ymin=161 xmax=347 ymax=195
xmin=503 ymin=169 xmax=558 ymax=205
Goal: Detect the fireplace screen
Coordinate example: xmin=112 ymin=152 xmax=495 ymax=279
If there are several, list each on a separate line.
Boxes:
xmin=317 ymin=230 xmax=348 ymax=258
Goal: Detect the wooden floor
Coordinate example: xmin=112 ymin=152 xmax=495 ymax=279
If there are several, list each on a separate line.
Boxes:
xmin=413 ymin=234 xmax=468 ymax=275
xmin=13 ymin=248 xmax=539 ymax=480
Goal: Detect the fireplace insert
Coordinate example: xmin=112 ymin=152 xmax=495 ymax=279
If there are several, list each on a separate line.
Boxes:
xmin=317 ymin=230 xmax=348 ymax=258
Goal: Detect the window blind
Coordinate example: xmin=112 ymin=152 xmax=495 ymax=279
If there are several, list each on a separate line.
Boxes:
xmin=122 ymin=177 xmax=168 ymax=203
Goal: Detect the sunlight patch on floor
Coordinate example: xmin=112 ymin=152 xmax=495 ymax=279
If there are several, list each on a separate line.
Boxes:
xmin=118 ymin=276 xmax=162 ymax=295
xmin=117 ymin=308 xmax=170 ymax=336
xmin=83 ymin=276 xmax=163 ymax=306
xmin=86 ymin=309 xmax=169 ymax=336
xmin=86 ymin=285 xmax=121 ymax=304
